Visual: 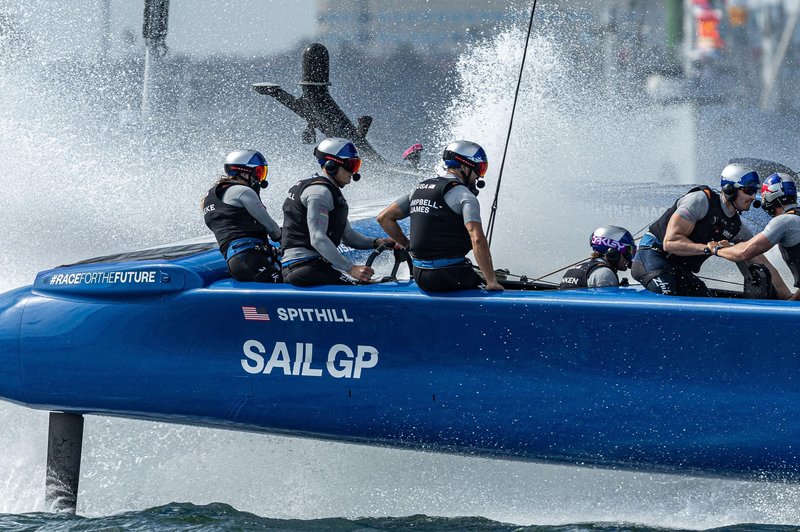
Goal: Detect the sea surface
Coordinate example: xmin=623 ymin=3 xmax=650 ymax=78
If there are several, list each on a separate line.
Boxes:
xmin=0 ymin=503 xmax=798 ymax=532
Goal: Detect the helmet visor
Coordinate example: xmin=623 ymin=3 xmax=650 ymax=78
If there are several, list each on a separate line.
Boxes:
xmin=254 ymin=164 xmax=268 ymax=182
xmin=342 ymin=157 xmax=362 ymax=174
xmin=475 ymin=161 xmax=488 ymax=178
xmin=621 ymin=243 xmax=637 ymax=262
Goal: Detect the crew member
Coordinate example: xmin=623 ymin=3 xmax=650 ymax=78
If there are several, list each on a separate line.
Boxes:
xmin=203 ymin=149 xmax=282 ymax=283
xmin=631 ymin=163 xmax=789 ymax=297
xmin=281 ymin=137 xmax=394 ymax=286
xmin=712 ymin=172 xmax=800 ymax=300
xmin=560 ymin=225 xmax=636 ymax=288
xmin=377 ymin=140 xmax=503 ymax=292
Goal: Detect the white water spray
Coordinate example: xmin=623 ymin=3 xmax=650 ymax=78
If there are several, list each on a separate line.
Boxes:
xmin=443 ymin=24 xmax=698 ymax=277
xmin=1 ymin=2 xmax=800 ymax=528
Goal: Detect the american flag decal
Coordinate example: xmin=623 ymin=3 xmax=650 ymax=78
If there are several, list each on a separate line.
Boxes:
xmin=242 ymin=306 xmax=270 ymax=321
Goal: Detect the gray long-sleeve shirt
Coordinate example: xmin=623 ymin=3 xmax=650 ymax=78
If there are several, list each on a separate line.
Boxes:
xmin=281 ymin=176 xmax=374 ymax=272
xmin=221 ymin=184 xmax=281 ymax=241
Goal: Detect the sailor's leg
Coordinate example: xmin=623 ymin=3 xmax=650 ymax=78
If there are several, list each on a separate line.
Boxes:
xmin=413 ymin=265 xmax=482 ymax=292
xmin=227 ymin=250 xmax=283 ymax=283
xmin=677 ymin=271 xmax=711 ymax=297
xmin=283 ymin=259 xmax=359 ymax=287
xmin=641 ymin=273 xmax=679 ymax=295
xmin=632 ymin=247 xmax=678 ymax=295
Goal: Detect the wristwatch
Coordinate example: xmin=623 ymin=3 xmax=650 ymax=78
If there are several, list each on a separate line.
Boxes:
xmin=713 ymin=245 xmax=722 ymax=256
xmin=703 ymin=246 xmax=711 ymax=255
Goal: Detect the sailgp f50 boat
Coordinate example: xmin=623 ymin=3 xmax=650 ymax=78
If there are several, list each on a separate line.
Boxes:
xmin=1 ymin=217 xmax=799 ymax=492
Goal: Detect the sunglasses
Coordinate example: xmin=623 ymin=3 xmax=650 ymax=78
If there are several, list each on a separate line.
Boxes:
xmin=341 ymin=157 xmax=362 ymax=174
xmin=254 ymin=165 xmax=268 ymax=182
xmin=475 ymin=161 xmax=488 ymax=178
xmin=621 ymin=244 xmax=637 ymax=261
xmin=740 ymin=186 xmax=758 ymax=196
xmin=443 ymin=150 xmax=488 ymax=177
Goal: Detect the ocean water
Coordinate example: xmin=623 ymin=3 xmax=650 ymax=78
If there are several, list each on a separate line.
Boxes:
xmin=3 ymin=1 xmax=800 ymax=530
xmin=2 ymin=502 xmax=800 ymax=532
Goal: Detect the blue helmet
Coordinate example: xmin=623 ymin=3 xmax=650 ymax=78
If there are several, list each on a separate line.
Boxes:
xmin=590 ymin=225 xmax=636 ymax=263
xmin=720 ymin=163 xmax=760 ymax=200
xmin=442 ymin=140 xmax=488 ymax=177
xmin=314 ymin=137 xmax=361 ymax=174
xmin=314 ymin=137 xmax=359 ymax=162
xmin=761 ymin=172 xmax=798 ymax=216
xmin=224 ymin=149 xmax=269 ymax=189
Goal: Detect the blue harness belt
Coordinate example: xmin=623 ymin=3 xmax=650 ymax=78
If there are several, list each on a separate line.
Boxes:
xmin=225 ymin=238 xmax=264 ymax=261
xmin=412 ymin=257 xmax=467 ymax=269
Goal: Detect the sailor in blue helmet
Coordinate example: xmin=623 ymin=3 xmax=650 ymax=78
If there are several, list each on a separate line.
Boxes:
xmin=560 ymin=226 xmax=636 ymax=288
xmin=203 ymin=149 xmax=282 ymax=283
xmin=281 ymin=137 xmax=395 ymax=286
xmin=377 ymin=140 xmax=503 ymax=292
xmin=713 ymin=172 xmax=800 ymax=300
xmin=631 ymin=163 xmax=789 ymax=298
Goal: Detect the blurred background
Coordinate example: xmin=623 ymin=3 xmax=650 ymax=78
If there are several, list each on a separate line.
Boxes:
xmin=3 ymin=0 xmax=800 ymax=279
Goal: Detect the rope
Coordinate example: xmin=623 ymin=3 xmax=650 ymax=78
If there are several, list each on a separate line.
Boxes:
xmin=696 ymin=275 xmax=741 ymax=287
xmin=474 ymin=264 xmax=559 ymax=286
xmin=501 ymin=270 xmax=559 ymax=286
xmin=487 ymin=0 xmax=538 ymax=247
xmin=530 ymin=256 xmax=591 ymax=282
xmin=631 ymin=223 xmax=652 ymax=239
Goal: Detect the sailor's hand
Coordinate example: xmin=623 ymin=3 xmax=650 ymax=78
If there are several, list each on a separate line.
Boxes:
xmin=718 ymin=240 xmax=732 ymax=248
xmin=485 ymin=280 xmax=504 ymax=291
xmin=374 ymin=237 xmax=399 ymax=249
xmin=349 ymin=265 xmax=375 ymax=282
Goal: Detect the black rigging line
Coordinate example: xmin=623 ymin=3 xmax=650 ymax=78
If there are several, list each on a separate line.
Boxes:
xmin=486 ymin=0 xmax=538 ymax=247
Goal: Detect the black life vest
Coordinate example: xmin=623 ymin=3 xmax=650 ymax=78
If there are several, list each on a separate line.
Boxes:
xmin=203 ymin=182 xmax=269 ymax=257
xmin=559 ymin=259 xmax=617 ymax=289
xmin=281 ymin=175 xmax=349 ymax=251
xmin=649 ymin=186 xmax=742 ymax=273
xmin=409 ymin=177 xmax=473 ymax=261
xmin=778 ymin=210 xmax=800 ymax=288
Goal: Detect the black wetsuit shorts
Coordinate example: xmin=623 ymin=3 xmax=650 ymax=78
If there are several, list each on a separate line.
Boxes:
xmin=412 ymin=263 xmax=483 ymax=292
xmin=631 ymin=246 xmax=710 ymax=297
xmin=227 ymin=249 xmax=282 ymax=283
xmin=282 ymin=258 xmax=359 ymax=287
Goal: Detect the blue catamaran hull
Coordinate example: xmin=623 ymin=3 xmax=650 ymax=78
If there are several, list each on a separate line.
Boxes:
xmin=1 ymin=232 xmax=799 ymax=482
